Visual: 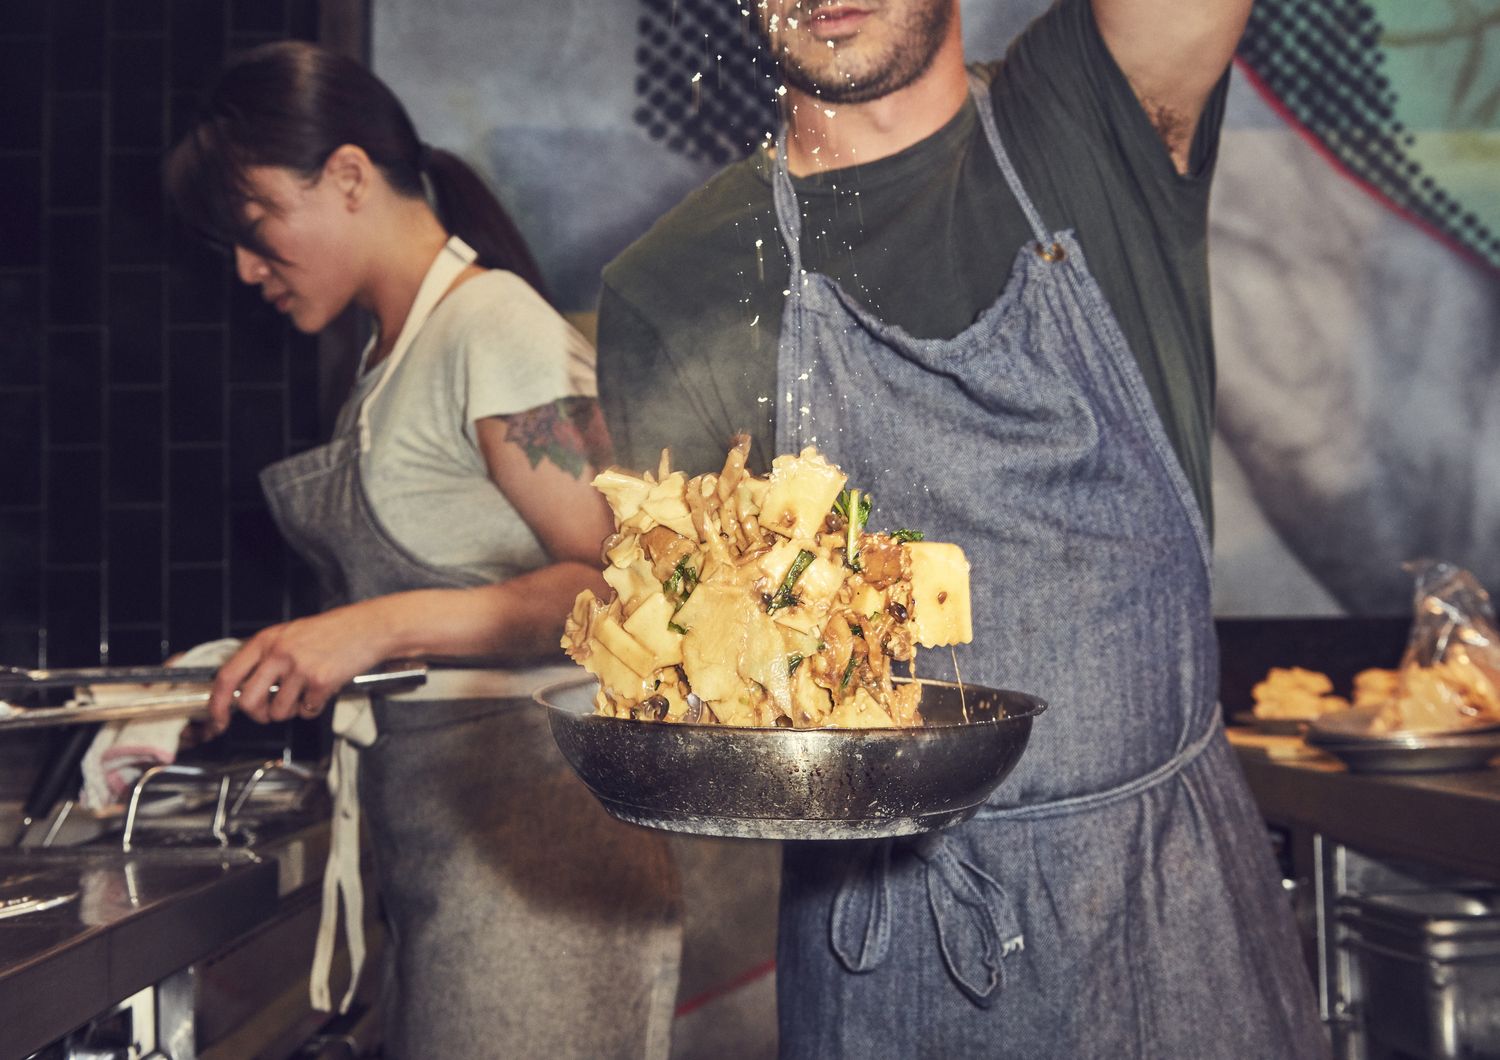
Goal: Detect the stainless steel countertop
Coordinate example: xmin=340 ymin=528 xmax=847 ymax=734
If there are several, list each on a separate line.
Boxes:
xmin=0 ymin=816 xmax=329 ymax=1059
xmin=1232 ymin=742 xmax=1500 ymax=883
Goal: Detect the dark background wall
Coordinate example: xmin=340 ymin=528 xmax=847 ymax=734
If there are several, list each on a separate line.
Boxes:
xmin=0 ymin=0 xmax=364 ymax=670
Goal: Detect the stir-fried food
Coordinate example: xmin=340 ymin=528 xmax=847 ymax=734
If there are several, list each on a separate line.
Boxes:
xmin=1252 ymin=666 xmax=1349 ymax=721
xmin=562 ymin=436 xmax=972 ymax=727
xmin=1368 ymin=650 xmax=1500 ymax=733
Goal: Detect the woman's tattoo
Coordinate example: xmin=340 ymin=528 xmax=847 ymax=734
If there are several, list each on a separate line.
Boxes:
xmin=501 ymin=397 xmax=612 ymax=479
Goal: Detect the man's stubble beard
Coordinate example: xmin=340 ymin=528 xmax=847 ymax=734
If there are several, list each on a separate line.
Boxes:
xmin=770 ymin=0 xmax=955 ymax=104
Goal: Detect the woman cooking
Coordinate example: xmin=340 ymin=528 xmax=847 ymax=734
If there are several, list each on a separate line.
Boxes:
xmin=166 ymin=42 xmax=680 ymax=1058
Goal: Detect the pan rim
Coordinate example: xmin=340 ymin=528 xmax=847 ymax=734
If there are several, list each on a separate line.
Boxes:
xmin=535 ymin=674 xmax=1047 ymax=732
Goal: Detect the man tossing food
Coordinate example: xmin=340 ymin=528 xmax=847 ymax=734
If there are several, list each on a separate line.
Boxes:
xmin=594 ymin=0 xmax=1327 ymax=1055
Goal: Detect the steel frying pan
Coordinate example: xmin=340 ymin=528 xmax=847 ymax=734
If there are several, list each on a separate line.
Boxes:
xmin=536 ymin=675 xmax=1046 ymax=840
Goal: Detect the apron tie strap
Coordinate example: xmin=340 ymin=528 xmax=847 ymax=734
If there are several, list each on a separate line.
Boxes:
xmin=829 ymin=841 xmax=893 ymax=972
xmin=830 ymin=835 xmax=1021 ymax=1007
xmin=916 ymin=833 xmax=1023 ymax=1007
xmin=310 ymin=694 xmax=377 ymax=1013
xmin=829 ymin=716 xmax=1223 ymax=1005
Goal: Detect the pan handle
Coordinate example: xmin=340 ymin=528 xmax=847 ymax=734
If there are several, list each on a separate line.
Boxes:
xmin=0 ymin=664 xmax=428 ymax=733
xmin=0 ymin=662 xmax=428 ymax=696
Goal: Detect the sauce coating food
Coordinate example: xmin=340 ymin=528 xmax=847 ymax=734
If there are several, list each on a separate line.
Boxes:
xmin=562 ymin=437 xmax=972 ymax=727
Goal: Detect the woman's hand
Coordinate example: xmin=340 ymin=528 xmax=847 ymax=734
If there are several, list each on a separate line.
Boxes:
xmin=207 ymin=600 xmax=395 ymax=733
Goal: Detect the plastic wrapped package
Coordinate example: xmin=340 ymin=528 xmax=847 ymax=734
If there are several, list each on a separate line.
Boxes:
xmin=1373 ymin=560 xmax=1500 ymax=733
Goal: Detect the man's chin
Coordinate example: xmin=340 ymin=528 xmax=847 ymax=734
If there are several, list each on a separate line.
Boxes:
xmin=781 ymin=61 xmax=906 ymax=104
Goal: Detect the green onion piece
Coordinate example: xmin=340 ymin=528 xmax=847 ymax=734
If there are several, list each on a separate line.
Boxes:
xmin=839 ymin=653 xmax=859 ymax=690
xmin=667 ymin=621 xmax=689 ymax=635
xmin=833 ymin=488 xmax=874 ymax=570
xmin=846 ymin=490 xmax=861 ymax=570
xmin=787 ymin=653 xmax=805 ymax=674
xmin=833 ymin=488 xmax=872 ymax=529
xmin=890 ymin=528 xmax=925 ymax=543
xmin=662 ymin=558 xmax=699 ymax=604
xmin=767 ymin=549 xmax=815 ymax=612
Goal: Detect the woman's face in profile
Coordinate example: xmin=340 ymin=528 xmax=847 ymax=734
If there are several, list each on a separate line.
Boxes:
xmin=234 ymin=165 xmax=361 ymax=335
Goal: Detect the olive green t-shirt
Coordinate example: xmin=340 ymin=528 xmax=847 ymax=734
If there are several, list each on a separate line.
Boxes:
xmin=598 ymin=0 xmax=1227 ymax=529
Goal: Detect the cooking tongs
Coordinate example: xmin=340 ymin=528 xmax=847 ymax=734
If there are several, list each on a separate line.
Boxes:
xmin=0 ymin=663 xmax=428 ymax=732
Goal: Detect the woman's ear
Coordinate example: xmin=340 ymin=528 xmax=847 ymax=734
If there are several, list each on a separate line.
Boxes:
xmin=324 ymin=144 xmax=373 ymax=210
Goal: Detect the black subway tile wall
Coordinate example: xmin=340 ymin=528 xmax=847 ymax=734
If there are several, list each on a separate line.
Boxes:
xmin=0 ymin=0 xmax=326 ymax=668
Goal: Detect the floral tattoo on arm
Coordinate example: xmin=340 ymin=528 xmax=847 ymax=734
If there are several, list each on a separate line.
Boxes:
xmin=500 ymin=397 xmax=613 ymax=479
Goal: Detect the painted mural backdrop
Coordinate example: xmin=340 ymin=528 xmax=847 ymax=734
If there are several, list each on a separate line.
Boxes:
xmin=1214 ymin=0 xmax=1500 ymax=615
xmin=372 ymin=0 xmax=1500 ymax=617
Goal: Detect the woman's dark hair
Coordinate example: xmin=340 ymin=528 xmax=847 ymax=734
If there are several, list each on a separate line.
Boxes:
xmin=165 ymin=40 xmax=549 ymax=301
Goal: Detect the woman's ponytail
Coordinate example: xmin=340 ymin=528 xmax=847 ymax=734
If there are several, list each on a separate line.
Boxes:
xmin=424 ymin=147 xmax=551 ymax=304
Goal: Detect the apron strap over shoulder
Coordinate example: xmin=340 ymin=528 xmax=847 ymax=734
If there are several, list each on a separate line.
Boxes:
xmin=965 ymin=69 xmax=1052 ymax=248
xmin=356 ymin=235 xmax=478 ymax=452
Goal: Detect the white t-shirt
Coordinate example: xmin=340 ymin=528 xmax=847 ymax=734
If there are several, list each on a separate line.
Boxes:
xmin=335 ymin=270 xmax=597 ymax=583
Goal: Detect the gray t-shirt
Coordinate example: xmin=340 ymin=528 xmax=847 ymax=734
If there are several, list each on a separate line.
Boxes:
xmin=338 ymin=270 xmax=597 ymax=581
xmin=597 ymin=0 xmax=1227 ymax=529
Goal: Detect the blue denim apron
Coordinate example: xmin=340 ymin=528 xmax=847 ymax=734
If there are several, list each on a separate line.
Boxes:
xmin=770 ymin=77 xmax=1327 ymax=1058
xmin=259 ymin=238 xmax=681 ymax=1059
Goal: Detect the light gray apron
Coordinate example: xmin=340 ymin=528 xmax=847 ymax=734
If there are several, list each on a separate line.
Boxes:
xmin=770 ymin=76 xmax=1328 ymax=1058
xmin=259 ymin=237 xmax=681 ymax=1059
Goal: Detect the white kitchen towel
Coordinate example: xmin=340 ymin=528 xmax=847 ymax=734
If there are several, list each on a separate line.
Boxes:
xmin=77 ymin=638 xmax=243 ymax=812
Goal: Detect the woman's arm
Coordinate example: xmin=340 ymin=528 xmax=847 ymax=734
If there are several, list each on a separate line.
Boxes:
xmin=209 ymin=398 xmax=615 ymax=730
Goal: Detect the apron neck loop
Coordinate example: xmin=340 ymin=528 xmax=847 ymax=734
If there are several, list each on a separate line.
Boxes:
xmin=965 ymin=69 xmax=1052 ymax=247
xmin=356 ymin=234 xmax=478 ymax=452
xmin=770 ymin=127 xmax=805 ymax=282
xmin=771 ymin=71 xmax=1055 ymax=296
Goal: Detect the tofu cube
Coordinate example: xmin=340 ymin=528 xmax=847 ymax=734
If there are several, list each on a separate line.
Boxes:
xmin=582 ymin=642 xmax=651 ymax=701
xmin=622 ymin=590 xmax=684 ymax=668
xmin=758 ymin=448 xmax=847 ymax=539
xmin=593 ymin=613 xmax=658 ymax=679
xmin=640 ymin=473 xmax=698 ymax=539
xmin=907 ymin=541 xmax=973 ymax=647
xmin=603 ymin=560 xmax=658 ymax=615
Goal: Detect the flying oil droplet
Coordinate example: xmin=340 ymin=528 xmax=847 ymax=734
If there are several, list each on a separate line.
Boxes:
xmin=691 ymin=71 xmax=702 ymax=115
xmin=755 ymin=238 xmax=765 ymax=283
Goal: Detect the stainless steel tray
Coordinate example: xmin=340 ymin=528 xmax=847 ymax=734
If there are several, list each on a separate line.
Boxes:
xmin=536 ymin=675 xmax=1046 ymax=840
xmin=1305 ymin=707 xmax=1500 ymax=774
xmin=1230 ymin=711 xmax=1311 ymax=737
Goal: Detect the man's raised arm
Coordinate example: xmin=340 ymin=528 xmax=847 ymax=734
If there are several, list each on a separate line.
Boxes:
xmin=1093 ymin=0 xmax=1253 ymax=171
